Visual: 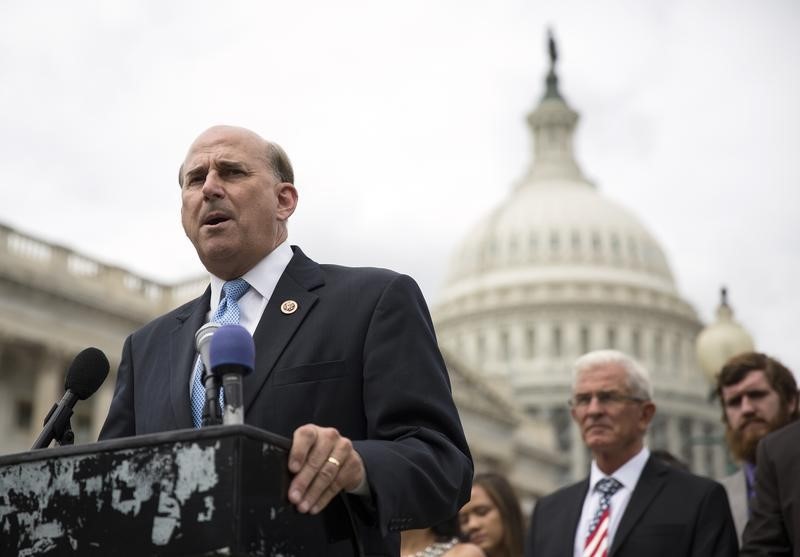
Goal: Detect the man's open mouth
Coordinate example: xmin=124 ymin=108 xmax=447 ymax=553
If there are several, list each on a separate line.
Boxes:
xmin=203 ymin=213 xmax=230 ymax=226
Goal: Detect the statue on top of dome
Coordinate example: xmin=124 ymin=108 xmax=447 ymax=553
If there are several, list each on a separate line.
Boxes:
xmin=547 ymin=28 xmax=558 ymax=70
xmin=543 ymin=28 xmax=562 ymax=100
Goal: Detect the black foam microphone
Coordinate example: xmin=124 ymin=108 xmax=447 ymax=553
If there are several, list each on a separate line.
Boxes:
xmin=32 ymin=347 xmax=110 ymax=449
xmin=210 ymin=324 xmax=255 ymax=425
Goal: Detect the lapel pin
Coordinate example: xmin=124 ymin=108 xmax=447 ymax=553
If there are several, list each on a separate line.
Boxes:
xmin=280 ymin=300 xmax=298 ymax=315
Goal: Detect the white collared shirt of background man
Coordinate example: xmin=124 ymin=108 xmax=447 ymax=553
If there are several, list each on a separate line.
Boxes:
xmin=573 ymin=447 xmax=650 ymax=557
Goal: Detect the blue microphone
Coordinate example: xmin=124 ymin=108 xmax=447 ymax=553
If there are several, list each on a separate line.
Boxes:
xmin=209 ymin=324 xmax=255 ymax=425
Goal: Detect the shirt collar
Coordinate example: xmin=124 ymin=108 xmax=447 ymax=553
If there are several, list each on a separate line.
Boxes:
xmin=589 ymin=446 xmax=651 ymax=491
xmin=209 ymin=240 xmax=293 ymax=309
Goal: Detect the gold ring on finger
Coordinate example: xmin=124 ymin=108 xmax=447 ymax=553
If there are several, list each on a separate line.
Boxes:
xmin=327 ymin=456 xmax=341 ymax=468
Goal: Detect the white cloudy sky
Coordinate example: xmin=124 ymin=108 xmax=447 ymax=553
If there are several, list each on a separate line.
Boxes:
xmin=1 ymin=1 xmax=798 ymax=373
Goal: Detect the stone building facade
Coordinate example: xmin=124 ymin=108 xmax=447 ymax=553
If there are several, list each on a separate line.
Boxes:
xmin=0 ymin=222 xmax=205 ymax=451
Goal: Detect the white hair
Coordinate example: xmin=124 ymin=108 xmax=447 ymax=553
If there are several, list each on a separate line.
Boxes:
xmin=572 ymin=349 xmax=654 ymax=400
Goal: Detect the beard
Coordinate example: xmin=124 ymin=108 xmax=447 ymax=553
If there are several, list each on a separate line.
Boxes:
xmin=726 ymin=405 xmax=792 ymax=463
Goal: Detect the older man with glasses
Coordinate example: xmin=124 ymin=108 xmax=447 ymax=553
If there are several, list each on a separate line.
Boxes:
xmin=524 ymin=349 xmax=737 ymax=557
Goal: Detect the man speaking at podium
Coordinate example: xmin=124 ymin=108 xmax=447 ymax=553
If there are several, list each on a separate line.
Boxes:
xmin=99 ymin=125 xmax=473 ymax=555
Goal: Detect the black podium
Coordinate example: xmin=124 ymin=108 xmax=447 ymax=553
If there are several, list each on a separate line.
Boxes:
xmin=0 ymin=425 xmax=361 ymax=556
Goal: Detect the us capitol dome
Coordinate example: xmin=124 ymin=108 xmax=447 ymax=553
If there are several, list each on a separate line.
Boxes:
xmin=433 ymin=36 xmax=729 ymax=481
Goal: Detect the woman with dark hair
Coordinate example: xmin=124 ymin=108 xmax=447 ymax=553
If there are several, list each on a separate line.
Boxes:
xmin=401 ymin=515 xmax=484 ymax=557
xmin=459 ymin=473 xmax=524 ymax=557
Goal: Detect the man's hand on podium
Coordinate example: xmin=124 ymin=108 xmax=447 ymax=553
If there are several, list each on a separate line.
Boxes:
xmin=288 ymin=424 xmax=366 ymax=515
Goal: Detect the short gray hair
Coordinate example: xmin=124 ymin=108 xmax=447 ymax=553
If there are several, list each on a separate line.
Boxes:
xmin=265 ymin=141 xmax=294 ymax=184
xmin=572 ymin=349 xmax=653 ymax=400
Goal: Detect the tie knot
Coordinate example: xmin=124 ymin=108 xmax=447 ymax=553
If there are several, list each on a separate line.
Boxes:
xmin=222 ymin=278 xmax=250 ymax=302
xmin=595 ymin=477 xmax=623 ymax=497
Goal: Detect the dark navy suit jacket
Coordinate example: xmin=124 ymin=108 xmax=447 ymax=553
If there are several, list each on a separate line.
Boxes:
xmin=100 ymin=246 xmax=473 ymax=556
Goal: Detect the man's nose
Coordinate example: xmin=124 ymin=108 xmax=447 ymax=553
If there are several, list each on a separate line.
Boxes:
xmin=201 ymin=171 xmax=225 ymax=199
xmin=740 ymin=395 xmax=756 ymax=414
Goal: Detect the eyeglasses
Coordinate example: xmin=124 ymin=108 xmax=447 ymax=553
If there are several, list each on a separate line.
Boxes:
xmin=568 ymin=391 xmax=647 ymax=409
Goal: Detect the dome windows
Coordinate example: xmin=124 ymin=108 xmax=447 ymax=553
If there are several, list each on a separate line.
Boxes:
xmin=592 ymin=232 xmax=602 ymax=257
xmin=476 ymin=333 xmax=486 ymax=364
xmin=571 ymin=230 xmax=582 ymax=252
xmin=579 ymin=325 xmax=591 ymax=354
xmin=628 ymin=236 xmax=639 ymax=264
xmin=610 ymin=234 xmax=621 ymax=258
xmin=525 ymin=326 xmax=536 ymax=359
xmin=671 ymin=333 xmax=682 ymax=372
xmin=500 ymin=329 xmax=512 ymax=361
xmin=549 ymin=230 xmax=560 ymax=256
xmin=653 ymin=330 xmax=664 ymax=368
xmin=631 ymin=328 xmax=642 ymax=358
xmin=606 ymin=326 xmax=617 ymax=349
xmin=446 ymin=215 xmax=674 ymax=279
xmin=508 ymin=234 xmax=519 ymax=260
xmin=551 ymin=325 xmax=563 ymax=357
xmin=528 ymin=232 xmax=539 ymax=262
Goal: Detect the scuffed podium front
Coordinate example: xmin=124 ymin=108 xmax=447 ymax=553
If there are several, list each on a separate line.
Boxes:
xmin=0 ymin=425 xmax=360 ymax=556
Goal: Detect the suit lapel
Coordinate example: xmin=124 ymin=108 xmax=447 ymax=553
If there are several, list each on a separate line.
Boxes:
xmin=243 ymin=247 xmax=323 ymax=412
xmin=567 ymin=479 xmax=591 ymax=554
xmin=610 ymin=456 xmax=668 ymax=555
xmin=169 ymin=288 xmax=211 ymax=429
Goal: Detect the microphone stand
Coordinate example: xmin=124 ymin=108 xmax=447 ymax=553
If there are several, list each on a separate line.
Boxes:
xmin=221 ymin=371 xmax=245 ymax=426
xmin=202 ymin=369 xmax=223 ymax=427
xmin=32 ymin=398 xmax=76 ymax=449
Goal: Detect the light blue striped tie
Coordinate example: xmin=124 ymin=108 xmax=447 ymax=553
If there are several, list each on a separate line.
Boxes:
xmin=190 ymin=278 xmax=250 ymax=428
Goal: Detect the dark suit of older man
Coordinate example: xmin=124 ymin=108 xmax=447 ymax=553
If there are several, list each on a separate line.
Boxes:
xmin=527 ymin=455 xmax=737 ymax=556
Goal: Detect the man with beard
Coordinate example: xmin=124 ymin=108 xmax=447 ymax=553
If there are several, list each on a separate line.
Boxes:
xmin=716 ymin=352 xmax=798 ymax=544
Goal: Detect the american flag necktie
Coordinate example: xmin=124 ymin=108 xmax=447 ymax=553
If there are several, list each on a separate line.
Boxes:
xmin=583 ymin=477 xmax=623 ymax=557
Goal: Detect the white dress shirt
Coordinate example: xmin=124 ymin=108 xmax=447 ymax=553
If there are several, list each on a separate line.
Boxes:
xmin=206 ymin=240 xmax=294 ymax=333
xmin=190 ymin=241 xmax=293 ymax=392
xmin=573 ymin=447 xmax=650 ymax=557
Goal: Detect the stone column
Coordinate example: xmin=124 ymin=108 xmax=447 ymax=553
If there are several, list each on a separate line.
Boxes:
xmin=30 ymin=348 xmax=65 ymax=445
xmin=591 ymin=321 xmax=605 ymax=352
xmin=665 ymin=416 xmax=682 ymax=464
xmin=570 ymin=424 xmax=587 ymax=481
xmin=691 ymin=420 xmax=708 ymax=476
xmin=712 ymin=441 xmax=729 ymax=478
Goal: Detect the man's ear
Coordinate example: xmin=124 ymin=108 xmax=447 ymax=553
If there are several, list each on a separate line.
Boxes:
xmin=641 ymin=401 xmax=656 ymax=426
xmin=275 ymin=183 xmax=298 ymax=221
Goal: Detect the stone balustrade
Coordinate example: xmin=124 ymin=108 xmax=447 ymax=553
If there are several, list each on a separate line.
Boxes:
xmin=0 ymin=223 xmax=205 ymax=315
